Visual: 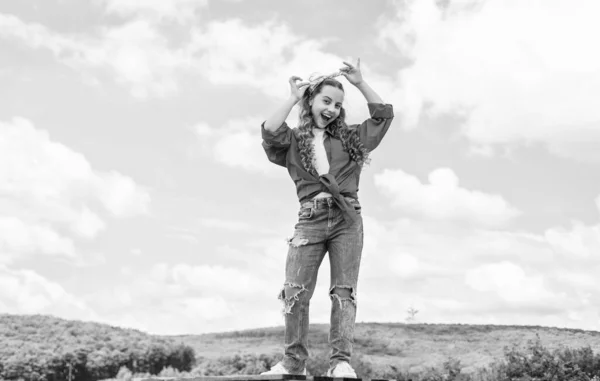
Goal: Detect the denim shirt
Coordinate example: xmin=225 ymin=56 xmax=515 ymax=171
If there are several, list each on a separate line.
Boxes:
xmin=261 ymin=103 xmax=394 ymax=225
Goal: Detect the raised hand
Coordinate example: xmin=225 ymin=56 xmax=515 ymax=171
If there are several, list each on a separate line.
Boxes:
xmin=289 ymin=76 xmax=310 ymax=102
xmin=340 ymin=58 xmax=363 ymax=86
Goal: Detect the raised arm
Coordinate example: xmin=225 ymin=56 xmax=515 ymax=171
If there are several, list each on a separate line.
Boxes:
xmin=355 ymin=81 xmax=383 ymax=104
xmin=263 ymin=76 xmax=309 ymax=132
xmin=341 ymin=58 xmax=394 ymax=151
xmin=340 ymin=58 xmax=384 ymax=104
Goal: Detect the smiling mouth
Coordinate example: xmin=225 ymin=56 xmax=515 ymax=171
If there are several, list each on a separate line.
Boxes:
xmin=321 ymin=113 xmax=333 ymax=123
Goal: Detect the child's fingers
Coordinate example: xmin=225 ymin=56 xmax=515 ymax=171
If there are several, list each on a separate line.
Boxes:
xmin=342 ymin=59 xmax=361 ymax=70
xmin=289 ymin=76 xmax=303 ymax=86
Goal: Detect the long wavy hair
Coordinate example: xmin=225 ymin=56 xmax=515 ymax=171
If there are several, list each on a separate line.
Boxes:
xmin=296 ymin=78 xmax=370 ymax=176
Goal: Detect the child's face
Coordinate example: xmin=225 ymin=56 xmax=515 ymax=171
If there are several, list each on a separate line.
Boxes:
xmin=311 ymin=85 xmax=344 ymax=128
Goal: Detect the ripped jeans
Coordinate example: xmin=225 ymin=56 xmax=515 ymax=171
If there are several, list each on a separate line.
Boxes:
xmin=279 ymin=196 xmax=363 ymax=372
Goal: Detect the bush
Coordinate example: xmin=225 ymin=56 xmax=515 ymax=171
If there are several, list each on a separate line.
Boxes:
xmin=115 ymin=366 xmax=132 ymax=381
xmin=491 ymin=335 xmax=600 ymax=381
xmin=419 ymin=356 xmax=469 ymax=381
xmin=190 ymin=353 xmax=278 ymax=376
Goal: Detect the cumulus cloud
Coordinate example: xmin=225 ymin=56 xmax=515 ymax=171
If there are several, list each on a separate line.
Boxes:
xmin=76 ymin=211 xmax=600 ymax=333
xmin=86 ymin=262 xmax=282 ymax=334
xmin=99 ymin=0 xmax=208 ymax=24
xmin=1 ymin=11 xmax=392 ymax=117
xmin=191 ymin=117 xmax=285 ymax=175
xmin=94 ymin=171 xmax=150 ymax=217
xmin=197 ymin=217 xmax=272 ymax=234
xmin=191 ymin=20 xmax=341 ymax=96
xmin=0 ymin=117 xmax=149 ymax=263
xmin=389 ymin=253 xmax=421 ymax=279
xmin=354 ymin=214 xmax=600 ymax=327
xmin=0 ymin=265 xmax=97 ymax=320
xmin=0 ymin=217 xmax=76 ymax=262
xmin=0 ymin=14 xmax=188 ymax=98
xmin=166 ymin=263 xmax=272 ymax=297
xmin=544 ymin=221 xmax=600 ymax=259
xmin=373 ymin=167 xmax=521 ymax=227
xmin=379 ymin=0 xmax=600 ymax=162
xmin=191 ymin=19 xmax=393 ymax=124
xmin=465 ymin=261 xmax=558 ymax=305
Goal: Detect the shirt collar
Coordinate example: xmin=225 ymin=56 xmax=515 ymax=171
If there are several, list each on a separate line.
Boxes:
xmin=324 ymin=124 xmax=336 ymax=136
xmin=312 ymin=123 xmax=336 ymax=137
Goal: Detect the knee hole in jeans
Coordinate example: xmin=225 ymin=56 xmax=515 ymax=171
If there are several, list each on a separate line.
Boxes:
xmin=279 ymin=283 xmax=308 ymax=315
xmin=329 ymin=286 xmax=356 ymax=306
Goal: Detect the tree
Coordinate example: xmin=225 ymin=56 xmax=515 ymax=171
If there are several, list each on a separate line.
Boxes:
xmin=405 ymin=306 xmax=419 ymax=323
xmin=167 ymin=344 xmax=195 ymax=372
xmin=146 ymin=344 xmax=168 ymax=375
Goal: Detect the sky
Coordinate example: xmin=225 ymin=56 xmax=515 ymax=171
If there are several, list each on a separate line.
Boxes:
xmin=1 ymin=0 xmax=600 ymax=336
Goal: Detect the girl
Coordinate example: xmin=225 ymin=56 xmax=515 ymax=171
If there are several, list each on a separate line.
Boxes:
xmin=260 ymin=58 xmax=394 ymax=378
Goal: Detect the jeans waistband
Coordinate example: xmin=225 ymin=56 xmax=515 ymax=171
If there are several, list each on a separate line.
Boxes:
xmin=301 ymin=196 xmax=357 ymax=210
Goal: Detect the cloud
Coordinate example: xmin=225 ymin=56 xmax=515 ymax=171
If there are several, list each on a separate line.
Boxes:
xmin=0 ymin=117 xmax=149 ymax=263
xmin=192 ymin=122 xmax=213 ymax=137
xmin=1 ymin=11 xmax=393 ymax=114
xmin=465 ymin=261 xmax=558 ymax=304
xmin=0 ymin=265 xmax=98 ymax=320
xmin=356 ymin=214 xmax=600 ymax=328
xmin=0 ymin=14 xmax=188 ymax=98
xmin=1 ymin=10 xmax=396 ymax=118
xmin=166 ymin=263 xmax=272 ymax=297
xmin=389 ymin=253 xmax=421 ymax=279
xmin=0 ymin=217 xmax=76 ymax=263
xmin=544 ymin=221 xmax=600 ymax=259
xmin=373 ymin=167 xmax=521 ymax=227
xmin=72 ymin=207 xmax=106 ymax=239
xmin=191 ymin=117 xmax=284 ymax=175
xmin=379 ymin=0 xmax=600 ymax=162
xmin=99 ymin=0 xmax=208 ymax=24
xmin=191 ymin=19 xmax=393 ymax=124
xmin=76 ymin=210 xmax=600 ymax=334
xmin=86 ymin=261 xmax=282 ymax=334
xmin=94 ymin=170 xmax=150 ymax=217
xmin=199 ymin=217 xmax=270 ymax=233
xmin=191 ymin=19 xmax=340 ymax=96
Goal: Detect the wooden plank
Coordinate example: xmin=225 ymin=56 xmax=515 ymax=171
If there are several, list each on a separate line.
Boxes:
xmin=137 ymin=377 xmax=393 ymax=381
xmin=138 ymin=376 xmax=308 ymax=381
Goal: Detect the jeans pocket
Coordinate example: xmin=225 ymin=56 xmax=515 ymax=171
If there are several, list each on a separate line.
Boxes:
xmin=349 ymin=200 xmax=362 ymax=215
xmin=298 ymin=206 xmax=314 ymax=220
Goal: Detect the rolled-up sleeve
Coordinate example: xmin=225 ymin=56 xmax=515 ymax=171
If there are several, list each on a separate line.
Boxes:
xmin=261 ymin=121 xmax=292 ymax=167
xmin=355 ymin=103 xmax=394 ymax=151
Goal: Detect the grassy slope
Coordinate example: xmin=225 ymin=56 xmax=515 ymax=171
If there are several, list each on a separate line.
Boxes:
xmin=170 ymin=323 xmax=600 ymax=374
xmin=4 ymin=314 xmax=600 ymax=375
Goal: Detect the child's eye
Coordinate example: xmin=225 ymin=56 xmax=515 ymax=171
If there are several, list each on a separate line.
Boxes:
xmin=335 ymin=104 xmax=341 ymax=109
xmin=323 ymin=100 xmax=330 ymax=104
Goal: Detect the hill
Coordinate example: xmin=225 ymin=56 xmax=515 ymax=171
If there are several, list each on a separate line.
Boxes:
xmin=3 ymin=314 xmax=600 ymax=377
xmin=171 ymin=322 xmax=600 ymax=374
xmin=0 ymin=313 xmax=191 ymax=359
xmin=0 ymin=314 xmax=194 ymax=380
